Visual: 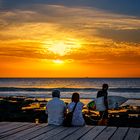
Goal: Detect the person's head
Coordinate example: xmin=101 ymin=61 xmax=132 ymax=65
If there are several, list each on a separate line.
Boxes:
xmin=102 ymin=83 xmax=109 ymax=91
xmin=72 ymin=92 xmax=80 ymax=103
xmin=52 ymin=89 xmax=60 ymax=98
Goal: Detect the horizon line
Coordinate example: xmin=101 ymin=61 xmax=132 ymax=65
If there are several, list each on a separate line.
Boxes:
xmin=0 ymin=77 xmax=140 ymax=79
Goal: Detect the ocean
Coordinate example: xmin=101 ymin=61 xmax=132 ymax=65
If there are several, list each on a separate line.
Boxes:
xmin=0 ymin=78 xmax=140 ymax=100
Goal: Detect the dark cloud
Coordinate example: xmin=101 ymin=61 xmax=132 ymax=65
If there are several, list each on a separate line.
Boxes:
xmin=98 ymin=29 xmax=140 ymax=43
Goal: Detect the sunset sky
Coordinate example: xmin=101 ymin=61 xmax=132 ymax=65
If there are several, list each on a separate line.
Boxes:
xmin=0 ymin=0 xmax=140 ymax=77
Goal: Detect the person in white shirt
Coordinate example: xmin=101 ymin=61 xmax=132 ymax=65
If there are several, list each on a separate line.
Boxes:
xmin=46 ymin=89 xmax=66 ymax=125
xmin=68 ymin=92 xmax=85 ymax=126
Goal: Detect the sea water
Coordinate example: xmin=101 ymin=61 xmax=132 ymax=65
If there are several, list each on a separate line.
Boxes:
xmin=0 ymin=78 xmax=140 ymax=100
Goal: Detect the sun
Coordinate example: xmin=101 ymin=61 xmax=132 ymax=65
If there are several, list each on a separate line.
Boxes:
xmin=48 ymin=42 xmax=66 ymax=56
xmin=53 ymin=59 xmax=64 ymax=64
xmin=44 ymin=39 xmax=82 ymax=56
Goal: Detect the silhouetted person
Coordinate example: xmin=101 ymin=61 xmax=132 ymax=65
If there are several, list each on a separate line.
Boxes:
xmin=97 ymin=84 xmax=109 ymax=119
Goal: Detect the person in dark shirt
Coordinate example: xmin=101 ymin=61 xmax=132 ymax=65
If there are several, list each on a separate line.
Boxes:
xmin=97 ymin=83 xmax=109 ymax=119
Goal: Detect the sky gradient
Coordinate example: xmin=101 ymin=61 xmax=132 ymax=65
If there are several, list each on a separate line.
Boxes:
xmin=0 ymin=0 xmax=140 ymax=77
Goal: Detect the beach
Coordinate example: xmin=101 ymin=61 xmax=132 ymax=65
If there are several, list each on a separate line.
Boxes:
xmin=0 ymin=96 xmax=140 ymax=127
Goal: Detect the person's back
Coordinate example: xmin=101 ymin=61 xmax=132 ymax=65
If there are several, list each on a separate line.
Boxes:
xmin=97 ymin=90 xmax=107 ymax=99
xmin=46 ymin=90 xmax=66 ymax=125
xmin=68 ymin=101 xmax=85 ymax=126
xmin=68 ymin=92 xmax=85 ymax=126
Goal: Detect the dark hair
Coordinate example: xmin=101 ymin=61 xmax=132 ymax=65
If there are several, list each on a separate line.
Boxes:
xmin=102 ymin=83 xmax=109 ymax=90
xmin=52 ymin=89 xmax=60 ymax=98
xmin=72 ymin=92 xmax=79 ymax=103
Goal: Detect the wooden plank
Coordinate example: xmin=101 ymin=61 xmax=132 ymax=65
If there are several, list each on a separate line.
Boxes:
xmin=0 ymin=122 xmax=11 ymax=127
xmin=0 ymin=122 xmax=8 ymax=125
xmin=16 ymin=125 xmax=57 ymax=140
xmin=110 ymin=127 xmax=129 ymax=140
xmin=14 ymin=124 xmax=47 ymax=140
xmin=0 ymin=123 xmax=139 ymax=140
xmin=0 ymin=122 xmax=20 ymax=131
xmin=47 ymin=127 xmax=80 ymax=140
xmin=0 ymin=122 xmax=28 ymax=134
xmin=1 ymin=124 xmax=47 ymax=140
xmin=33 ymin=126 xmax=68 ymax=140
xmin=63 ymin=126 xmax=93 ymax=140
xmin=0 ymin=123 xmax=36 ymax=139
xmin=80 ymin=126 xmax=106 ymax=140
xmin=95 ymin=127 xmax=117 ymax=140
xmin=124 ymin=128 xmax=140 ymax=140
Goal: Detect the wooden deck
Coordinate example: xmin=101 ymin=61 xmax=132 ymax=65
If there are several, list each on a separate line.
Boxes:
xmin=0 ymin=122 xmax=139 ymax=140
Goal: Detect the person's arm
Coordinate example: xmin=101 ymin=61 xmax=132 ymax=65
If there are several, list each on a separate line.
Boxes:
xmin=81 ymin=102 xmax=84 ymax=108
xmin=45 ymin=104 xmax=48 ymax=114
xmin=63 ymin=103 xmax=67 ymax=117
xmin=97 ymin=91 xmax=100 ymax=98
xmin=104 ymin=92 xmax=108 ymax=109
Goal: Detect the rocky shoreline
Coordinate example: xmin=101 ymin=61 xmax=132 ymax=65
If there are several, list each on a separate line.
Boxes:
xmin=0 ymin=96 xmax=140 ymax=127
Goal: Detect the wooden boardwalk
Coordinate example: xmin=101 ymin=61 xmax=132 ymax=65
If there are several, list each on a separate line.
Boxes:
xmin=0 ymin=122 xmax=139 ymax=140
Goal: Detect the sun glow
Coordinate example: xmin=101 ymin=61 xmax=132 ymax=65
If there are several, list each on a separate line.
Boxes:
xmin=49 ymin=42 xmax=67 ymax=56
xmin=44 ymin=39 xmax=82 ymax=56
xmin=53 ymin=59 xmax=64 ymax=64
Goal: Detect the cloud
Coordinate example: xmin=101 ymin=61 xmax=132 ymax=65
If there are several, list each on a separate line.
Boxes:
xmin=0 ymin=4 xmax=140 ymax=66
xmin=98 ymin=29 xmax=140 ymax=43
xmin=0 ymin=4 xmax=140 ymax=38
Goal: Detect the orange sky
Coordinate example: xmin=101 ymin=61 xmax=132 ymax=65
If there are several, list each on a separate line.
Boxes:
xmin=0 ymin=4 xmax=140 ymax=77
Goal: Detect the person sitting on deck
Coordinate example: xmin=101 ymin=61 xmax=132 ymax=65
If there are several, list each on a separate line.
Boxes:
xmin=68 ymin=92 xmax=85 ymax=126
xmin=46 ymin=89 xmax=66 ymax=125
